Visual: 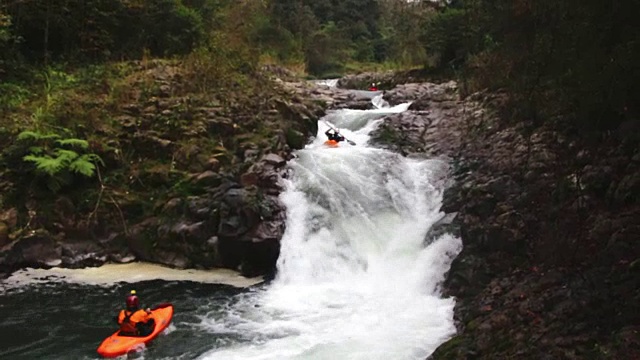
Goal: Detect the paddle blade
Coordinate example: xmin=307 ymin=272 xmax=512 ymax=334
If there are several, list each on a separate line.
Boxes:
xmin=347 ymin=140 xmax=356 ymax=146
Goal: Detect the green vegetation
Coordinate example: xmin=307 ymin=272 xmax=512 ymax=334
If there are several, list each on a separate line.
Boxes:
xmin=17 ymin=131 xmax=103 ymax=192
xmin=0 ymin=0 xmax=439 ymax=81
xmin=423 ymin=0 xmax=640 ymax=134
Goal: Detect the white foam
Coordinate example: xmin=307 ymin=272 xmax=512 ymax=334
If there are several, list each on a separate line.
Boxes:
xmin=315 ymin=79 xmax=339 ymax=88
xmin=1 ymin=262 xmax=263 ymax=290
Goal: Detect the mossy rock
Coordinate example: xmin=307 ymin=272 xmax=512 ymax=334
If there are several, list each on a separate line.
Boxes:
xmin=430 ymin=336 xmax=475 ymax=359
xmin=286 ymin=128 xmax=306 ymax=150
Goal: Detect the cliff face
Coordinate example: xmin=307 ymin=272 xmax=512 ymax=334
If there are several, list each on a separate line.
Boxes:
xmin=0 ymin=61 xmax=324 ymax=277
xmin=369 ymin=81 xmax=640 ymax=359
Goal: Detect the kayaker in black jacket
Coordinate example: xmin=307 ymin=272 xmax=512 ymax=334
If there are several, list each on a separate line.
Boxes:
xmin=325 ymin=128 xmax=345 ymax=142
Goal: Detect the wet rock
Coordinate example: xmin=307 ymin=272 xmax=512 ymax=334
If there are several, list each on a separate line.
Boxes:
xmin=0 ymin=230 xmax=62 ymax=270
xmin=262 ymin=153 xmax=285 ymax=166
xmin=252 ymin=220 xmax=285 ymax=242
xmin=59 ymin=239 xmax=105 ymax=268
xmin=243 ymin=148 xmax=260 ymax=163
xmin=274 ymin=99 xmax=318 ymax=136
xmin=240 ymin=154 xmax=287 ymax=192
xmin=127 ymin=217 xmax=160 ymax=260
xmin=383 ymin=81 xmax=458 ymax=107
xmin=337 ymin=71 xmax=395 ymax=90
xmin=162 ymin=197 xmax=184 ymax=214
xmin=155 ymin=250 xmax=190 ymax=268
xmin=426 ymin=212 xmax=459 ymax=241
xmin=239 ymin=239 xmax=280 ymax=277
xmin=194 ymin=171 xmax=222 ymax=188
xmin=286 ymin=128 xmax=306 ymax=150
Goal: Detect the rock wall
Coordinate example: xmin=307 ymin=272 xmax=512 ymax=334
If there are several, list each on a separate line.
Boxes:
xmin=369 ymin=81 xmax=639 ymax=359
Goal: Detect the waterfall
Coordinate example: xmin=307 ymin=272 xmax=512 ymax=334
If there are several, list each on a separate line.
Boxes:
xmin=199 ymin=97 xmax=462 ymax=360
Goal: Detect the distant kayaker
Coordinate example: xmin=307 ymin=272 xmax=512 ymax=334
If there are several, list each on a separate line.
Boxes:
xmin=117 ymin=290 xmax=155 ymax=336
xmin=325 ymin=128 xmax=345 ymax=143
xmin=368 ymin=82 xmax=378 ymax=91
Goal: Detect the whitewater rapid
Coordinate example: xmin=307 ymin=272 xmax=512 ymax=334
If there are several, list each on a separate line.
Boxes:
xmin=198 ymin=96 xmax=462 ymax=360
xmin=0 ymin=93 xmax=462 ymax=360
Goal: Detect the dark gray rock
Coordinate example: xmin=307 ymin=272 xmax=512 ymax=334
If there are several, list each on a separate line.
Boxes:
xmin=0 ymin=230 xmax=62 ymax=270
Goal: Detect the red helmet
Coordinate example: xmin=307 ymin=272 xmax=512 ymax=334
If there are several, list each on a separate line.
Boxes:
xmin=126 ymin=291 xmax=139 ymax=308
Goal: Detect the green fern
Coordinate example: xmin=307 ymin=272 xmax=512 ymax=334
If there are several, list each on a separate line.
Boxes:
xmin=56 ymin=138 xmax=89 ymax=149
xmin=24 ymin=154 xmax=64 ymax=176
xmin=17 ymin=130 xmax=60 ymax=141
xmin=28 ymin=146 xmax=44 ymax=154
xmin=69 ymin=154 xmax=97 ymax=177
xmin=17 ymin=129 xmax=104 ymax=191
xmin=53 ymin=148 xmax=80 ymax=162
xmin=17 ymin=130 xmax=39 ymax=141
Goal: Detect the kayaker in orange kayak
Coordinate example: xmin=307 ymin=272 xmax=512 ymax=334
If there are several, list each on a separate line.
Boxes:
xmin=325 ymin=128 xmax=345 ymax=143
xmin=117 ymin=290 xmax=155 ymax=336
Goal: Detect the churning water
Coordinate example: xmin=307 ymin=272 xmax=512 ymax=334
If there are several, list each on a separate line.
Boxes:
xmin=198 ymin=97 xmax=462 ymax=360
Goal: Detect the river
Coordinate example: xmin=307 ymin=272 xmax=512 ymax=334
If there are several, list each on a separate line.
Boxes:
xmin=0 ymin=91 xmax=461 ymax=360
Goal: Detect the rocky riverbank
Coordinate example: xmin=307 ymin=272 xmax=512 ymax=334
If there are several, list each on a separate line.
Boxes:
xmin=362 ymin=78 xmax=639 ymax=359
xmin=0 ymin=61 xmax=325 ymax=278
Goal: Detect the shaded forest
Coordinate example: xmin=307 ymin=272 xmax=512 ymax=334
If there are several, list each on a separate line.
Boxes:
xmin=0 ymin=0 xmax=433 ymax=79
xmin=2 ymin=0 xmax=638 ymax=133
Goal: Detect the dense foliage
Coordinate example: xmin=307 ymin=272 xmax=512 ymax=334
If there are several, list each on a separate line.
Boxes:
xmin=0 ymin=0 xmax=438 ymax=80
xmin=424 ymin=0 xmax=640 ymax=134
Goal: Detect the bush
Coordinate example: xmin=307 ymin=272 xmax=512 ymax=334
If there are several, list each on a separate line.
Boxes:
xmin=17 ymin=130 xmax=103 ymax=192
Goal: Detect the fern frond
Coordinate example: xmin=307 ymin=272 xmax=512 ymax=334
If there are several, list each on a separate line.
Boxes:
xmin=17 ymin=130 xmax=60 ymax=141
xmin=40 ymin=133 xmax=61 ymax=140
xmin=69 ymin=155 xmax=96 ymax=177
xmin=56 ymin=138 xmax=89 ymax=149
xmin=28 ymin=146 xmax=44 ymax=154
xmin=85 ymin=153 xmax=105 ymax=167
xmin=24 ymin=154 xmax=63 ymax=176
xmin=53 ymin=149 xmax=80 ymax=163
xmin=23 ymin=154 xmax=40 ymax=163
xmin=17 ymin=131 xmax=41 ymax=141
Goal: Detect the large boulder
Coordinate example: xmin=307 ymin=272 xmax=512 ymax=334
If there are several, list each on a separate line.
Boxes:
xmin=0 ymin=230 xmax=62 ymax=270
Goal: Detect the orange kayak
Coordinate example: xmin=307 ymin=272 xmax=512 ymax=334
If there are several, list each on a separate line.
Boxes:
xmin=97 ymin=303 xmax=174 ymax=358
xmin=324 ymin=140 xmax=339 ymax=147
